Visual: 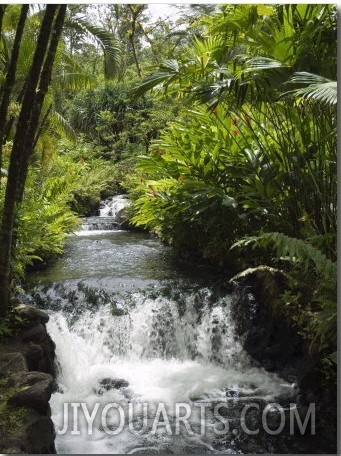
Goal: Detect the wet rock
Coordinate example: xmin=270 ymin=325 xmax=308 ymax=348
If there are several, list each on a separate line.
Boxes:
xmin=54 ymin=382 xmax=65 ymax=394
xmin=26 ymin=414 xmax=56 ymax=453
xmin=0 ymin=303 xmax=57 ymax=454
xmin=2 ymin=409 xmax=56 ymax=454
xmin=21 ymin=323 xmax=46 ymax=342
xmin=95 ymin=377 xmax=129 ymax=395
xmin=226 ymin=388 xmax=239 ymax=398
xmin=8 ymin=371 xmax=54 ymax=413
xmin=14 ymin=304 xmax=49 ymax=324
xmin=22 ymin=334 xmax=56 ymax=377
xmin=230 ymin=266 xmax=309 ymax=379
xmin=23 ymin=342 xmax=44 ymax=372
xmin=0 ymin=352 xmax=27 ymax=375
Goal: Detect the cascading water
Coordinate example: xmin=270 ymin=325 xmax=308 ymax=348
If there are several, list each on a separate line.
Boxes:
xmin=80 ymin=195 xmax=129 ymax=233
xmin=98 ymin=195 xmax=129 ymax=217
xmin=23 ymin=195 xmax=299 ymax=454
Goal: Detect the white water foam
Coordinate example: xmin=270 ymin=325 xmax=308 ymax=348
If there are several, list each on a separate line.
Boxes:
xmin=73 ymin=229 xmax=125 ymax=236
xmin=99 ymin=195 xmax=129 ymax=218
xmin=48 ymin=291 xmax=295 ymax=454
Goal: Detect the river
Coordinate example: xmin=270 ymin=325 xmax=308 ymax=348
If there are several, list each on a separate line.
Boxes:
xmin=23 ymin=196 xmax=300 ymax=454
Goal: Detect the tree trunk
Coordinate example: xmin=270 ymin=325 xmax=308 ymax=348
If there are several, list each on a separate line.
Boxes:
xmin=15 ymin=5 xmax=67 ymax=205
xmin=0 ymin=5 xmax=66 ymax=316
xmin=0 ymin=5 xmax=29 ymax=189
xmin=128 ymin=5 xmax=143 ymax=78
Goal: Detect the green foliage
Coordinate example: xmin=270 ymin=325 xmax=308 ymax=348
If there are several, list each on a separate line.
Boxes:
xmin=64 ymin=12 xmax=123 ymax=80
xmin=232 ymin=232 xmax=336 ymax=280
xmin=130 ymin=106 xmax=247 ymax=260
xmin=130 ymin=97 xmax=336 ymax=262
xmin=13 ymin=170 xmax=80 ymax=277
xmin=66 ymin=80 xmax=178 ymax=160
xmin=285 ymin=72 xmax=337 ymax=105
xmin=232 ymin=231 xmax=336 ymax=371
xmin=54 ymin=138 xmax=120 ymax=214
xmin=0 ymin=313 xmax=26 ymax=339
xmin=135 ymin=4 xmax=336 ymax=106
xmin=128 ymin=3 xmax=337 ymax=381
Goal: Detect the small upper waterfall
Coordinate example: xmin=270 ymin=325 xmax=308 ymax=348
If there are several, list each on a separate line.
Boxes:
xmin=99 ymin=195 xmax=129 ymax=217
xmin=80 ymin=195 xmax=129 ymax=232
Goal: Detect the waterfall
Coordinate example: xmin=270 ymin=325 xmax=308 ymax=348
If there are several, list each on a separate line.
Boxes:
xmin=80 ymin=195 xmax=129 ymax=233
xmin=46 ymin=289 xmax=295 ymax=454
xmin=99 ymin=195 xmax=129 ymax=218
xmin=23 ymin=196 xmax=298 ymax=454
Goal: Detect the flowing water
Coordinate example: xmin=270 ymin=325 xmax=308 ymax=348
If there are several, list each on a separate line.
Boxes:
xmin=23 ymin=196 xmax=299 ymax=454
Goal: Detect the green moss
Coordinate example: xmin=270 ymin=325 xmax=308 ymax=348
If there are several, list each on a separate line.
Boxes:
xmin=0 ymin=376 xmax=28 ymax=440
xmin=0 ymin=403 xmax=26 ymax=436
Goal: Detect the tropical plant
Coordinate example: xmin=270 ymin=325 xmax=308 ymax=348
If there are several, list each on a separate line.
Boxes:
xmin=133 ymin=4 xmax=337 ymax=106
xmin=14 ymin=171 xmax=80 ymax=278
xmin=131 ymin=93 xmax=336 ymax=259
xmin=129 ymin=3 xmax=337 ymax=377
xmin=66 ymin=80 xmax=179 ymax=160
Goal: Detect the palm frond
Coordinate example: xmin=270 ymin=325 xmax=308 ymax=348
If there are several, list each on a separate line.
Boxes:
xmin=53 ymin=72 xmax=95 ymax=90
xmin=133 ymin=59 xmax=180 ymax=98
xmin=50 ymin=110 xmax=77 ymax=142
xmin=240 ymin=56 xmax=286 ymax=73
xmin=65 ymin=15 xmax=122 ymax=69
xmin=284 ymin=72 xmax=337 ymax=105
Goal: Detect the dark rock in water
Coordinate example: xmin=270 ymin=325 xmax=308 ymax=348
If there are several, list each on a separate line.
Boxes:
xmin=54 ymin=382 xmax=65 ymax=394
xmin=230 ymin=266 xmax=337 ymax=454
xmin=1 ymin=409 xmax=56 ymax=454
xmin=21 ymin=323 xmax=46 ymax=342
xmin=226 ymin=388 xmax=239 ymax=398
xmin=100 ymin=377 xmax=129 ymax=389
xmin=95 ymin=377 xmax=129 ymax=395
xmin=23 ymin=342 xmax=44 ymax=371
xmin=22 ymin=334 xmax=56 ymax=377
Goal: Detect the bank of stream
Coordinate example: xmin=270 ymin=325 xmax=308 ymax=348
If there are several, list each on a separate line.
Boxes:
xmin=21 ymin=196 xmax=328 ymax=454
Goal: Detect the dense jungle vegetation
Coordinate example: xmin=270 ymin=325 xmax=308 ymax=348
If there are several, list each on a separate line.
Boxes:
xmin=0 ymin=4 xmax=337 ymax=384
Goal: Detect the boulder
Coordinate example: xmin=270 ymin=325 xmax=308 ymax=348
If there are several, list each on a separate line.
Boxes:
xmin=0 ymin=302 xmax=57 ymax=454
xmin=8 ymin=371 xmax=54 ymax=413
xmin=26 ymin=414 xmax=56 ymax=453
xmin=14 ymin=304 xmax=49 ymax=324
xmin=1 ymin=409 xmax=56 ymax=454
xmin=0 ymin=352 xmax=27 ymax=375
xmin=21 ymin=323 xmax=46 ymax=342
xmin=230 ymin=266 xmax=309 ymax=380
xmin=22 ymin=331 xmax=56 ymax=378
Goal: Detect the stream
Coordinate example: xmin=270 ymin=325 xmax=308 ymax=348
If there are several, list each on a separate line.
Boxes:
xmin=23 ymin=196 xmax=300 ymax=454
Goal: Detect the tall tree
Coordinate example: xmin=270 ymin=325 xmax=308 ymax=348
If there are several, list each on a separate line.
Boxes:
xmin=0 ymin=5 xmax=67 ymax=316
xmin=0 ymin=5 xmax=29 ymax=189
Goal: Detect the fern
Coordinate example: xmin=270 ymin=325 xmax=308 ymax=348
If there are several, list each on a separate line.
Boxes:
xmin=231 ymin=232 xmax=336 ymax=281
